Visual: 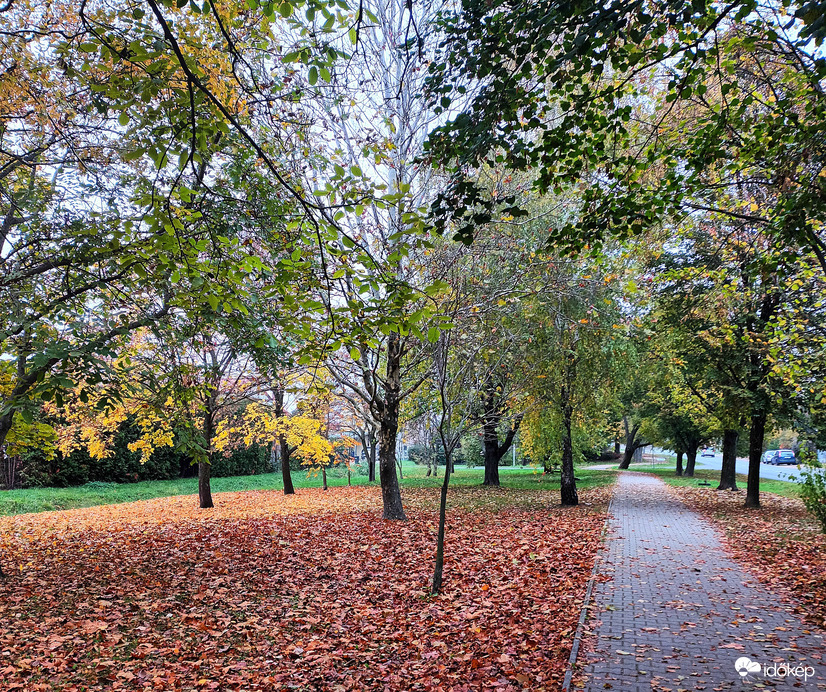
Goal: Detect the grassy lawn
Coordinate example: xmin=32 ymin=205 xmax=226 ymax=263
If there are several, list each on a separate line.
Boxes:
xmin=0 ymin=463 xmax=615 ymax=516
xmin=642 ymin=465 xmax=801 ymax=498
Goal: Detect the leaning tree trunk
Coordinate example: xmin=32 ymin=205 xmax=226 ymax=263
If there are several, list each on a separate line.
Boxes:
xmin=675 ymin=449 xmax=683 ymax=477
xmin=745 ymin=412 xmax=766 ymax=508
xmin=279 ymin=434 xmax=295 ymax=495
xmin=718 ymin=429 xmax=739 ymax=491
xmin=0 ymin=411 xmax=14 ymax=456
xmin=559 ymin=391 xmax=578 ymax=506
xmin=684 ymin=442 xmax=698 ymax=477
xmin=617 ymin=418 xmax=640 ymax=470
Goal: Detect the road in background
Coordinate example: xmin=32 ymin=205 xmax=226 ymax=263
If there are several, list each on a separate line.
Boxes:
xmin=693 ymin=451 xmax=802 ymax=483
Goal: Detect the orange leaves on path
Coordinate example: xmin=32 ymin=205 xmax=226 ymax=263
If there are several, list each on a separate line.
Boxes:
xmin=0 ymin=486 xmax=609 ymax=691
xmin=666 ymin=483 xmax=826 ymax=628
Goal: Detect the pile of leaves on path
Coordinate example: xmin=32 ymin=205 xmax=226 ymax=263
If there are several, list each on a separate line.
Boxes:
xmin=0 ymin=484 xmax=611 ymax=691
xmin=666 ymin=483 xmax=826 ymax=628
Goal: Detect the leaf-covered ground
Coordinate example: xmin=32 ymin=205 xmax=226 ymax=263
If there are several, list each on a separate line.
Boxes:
xmin=0 ymin=485 xmax=611 ymax=691
xmin=662 ymin=481 xmax=826 ymax=629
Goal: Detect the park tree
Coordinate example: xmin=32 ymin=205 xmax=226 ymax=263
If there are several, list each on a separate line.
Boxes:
xmin=425 ymin=2 xmax=825 ymax=265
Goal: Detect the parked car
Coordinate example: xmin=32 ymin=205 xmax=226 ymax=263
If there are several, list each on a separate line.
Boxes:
xmin=762 ymin=450 xmax=777 ymax=464
xmin=765 ymin=449 xmax=797 ymax=465
xmin=700 ymin=448 xmax=715 ymax=457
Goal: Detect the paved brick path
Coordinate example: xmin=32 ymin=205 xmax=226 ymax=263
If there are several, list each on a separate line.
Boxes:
xmin=581 ymin=473 xmax=826 ymax=691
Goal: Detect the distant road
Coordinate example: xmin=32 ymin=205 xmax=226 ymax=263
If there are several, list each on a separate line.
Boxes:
xmin=693 ymin=451 xmax=802 ymax=484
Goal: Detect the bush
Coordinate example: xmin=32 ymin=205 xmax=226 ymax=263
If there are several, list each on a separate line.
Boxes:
xmin=799 ymin=456 xmax=826 ymax=533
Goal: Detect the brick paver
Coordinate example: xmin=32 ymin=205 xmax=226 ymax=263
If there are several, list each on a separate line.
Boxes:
xmin=581 ymin=473 xmax=826 ymax=691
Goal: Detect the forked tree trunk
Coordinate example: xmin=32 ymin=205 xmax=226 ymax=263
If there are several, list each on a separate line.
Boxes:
xmin=745 ymin=412 xmax=766 ymax=508
xmin=718 ymin=429 xmax=739 ymax=490
xmin=559 ymin=390 xmax=578 ymax=506
xmin=618 ymin=418 xmax=643 ymax=470
xmin=675 ymin=450 xmax=683 ymax=476
xmin=684 ymin=443 xmax=698 ymax=478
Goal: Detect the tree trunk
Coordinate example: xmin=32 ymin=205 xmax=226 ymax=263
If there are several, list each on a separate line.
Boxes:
xmin=684 ymin=443 xmax=698 ymax=477
xmin=717 ymin=429 xmax=739 ymax=490
xmin=199 ymin=411 xmax=215 ymax=509
xmin=378 ymin=422 xmax=406 ymax=520
xmin=431 ymin=449 xmax=454 ymax=594
xmin=618 ymin=419 xmax=640 ymax=470
xmin=322 ymin=466 xmax=328 ymax=491
xmin=368 ymin=436 xmax=377 ymax=482
xmin=482 ymin=432 xmax=500 ymax=486
xmin=376 ymin=333 xmax=406 ymax=519
xmin=614 ymin=435 xmax=621 ymax=455
xmin=198 ymin=461 xmax=214 ymax=508
xmin=560 ymin=391 xmax=578 ymax=506
xmin=675 ymin=450 xmax=683 ymax=477
xmin=745 ymin=412 xmax=766 ymax=508
xmin=279 ymin=434 xmax=295 ymax=495
xmin=0 ymin=411 xmax=14 ymax=455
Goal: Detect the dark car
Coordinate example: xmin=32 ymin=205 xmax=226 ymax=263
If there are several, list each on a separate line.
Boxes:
xmin=766 ymin=450 xmax=797 ymax=465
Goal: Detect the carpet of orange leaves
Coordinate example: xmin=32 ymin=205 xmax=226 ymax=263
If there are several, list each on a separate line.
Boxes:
xmin=0 ymin=485 xmax=610 ymax=691
xmin=665 ymin=483 xmax=826 ymax=629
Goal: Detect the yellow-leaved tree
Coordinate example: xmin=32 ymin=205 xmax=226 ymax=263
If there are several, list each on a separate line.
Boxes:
xmin=214 ymin=402 xmax=334 ymax=489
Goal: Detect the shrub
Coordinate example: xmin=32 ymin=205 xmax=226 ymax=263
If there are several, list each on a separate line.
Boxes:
xmin=798 ymin=451 xmax=826 ymax=533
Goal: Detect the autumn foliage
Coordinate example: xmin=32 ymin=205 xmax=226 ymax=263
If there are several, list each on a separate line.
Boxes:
xmin=0 ymin=485 xmax=609 ymax=691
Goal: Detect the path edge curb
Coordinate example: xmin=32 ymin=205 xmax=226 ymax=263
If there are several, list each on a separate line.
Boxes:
xmin=561 ymin=483 xmax=616 ymax=692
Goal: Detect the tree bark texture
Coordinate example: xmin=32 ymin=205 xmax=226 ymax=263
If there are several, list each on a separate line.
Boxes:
xmin=717 ymin=429 xmax=739 ymax=490
xmin=675 ymin=450 xmax=683 ymax=477
xmin=376 ymin=333 xmax=406 ymax=520
xmin=559 ymin=388 xmax=578 ymax=506
xmin=683 ymin=442 xmax=698 ymax=477
xmin=618 ymin=418 xmax=644 ymax=470
xmin=199 ymin=408 xmax=215 ymax=509
xmin=746 ymin=412 xmax=766 ymax=508
xmin=431 ymin=450 xmax=453 ymax=594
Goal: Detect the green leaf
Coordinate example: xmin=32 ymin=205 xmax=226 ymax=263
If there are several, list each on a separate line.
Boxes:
xmin=309 ymin=66 xmax=318 ymax=85
xmin=427 ymin=327 xmax=440 ymax=343
xmin=349 ymin=347 xmax=361 ymax=361
xmin=118 ymin=111 xmax=129 ymax=127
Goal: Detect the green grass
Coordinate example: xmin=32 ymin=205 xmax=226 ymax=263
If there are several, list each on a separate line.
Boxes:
xmin=642 ymin=466 xmax=801 ymax=498
xmin=0 ymin=464 xmax=616 ymax=516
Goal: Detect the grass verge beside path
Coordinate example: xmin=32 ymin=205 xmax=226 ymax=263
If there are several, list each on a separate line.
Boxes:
xmin=0 ymin=465 xmax=615 ymax=516
xmin=642 ymin=468 xmax=826 ymax=629
xmin=644 ymin=466 xmax=801 ymax=498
